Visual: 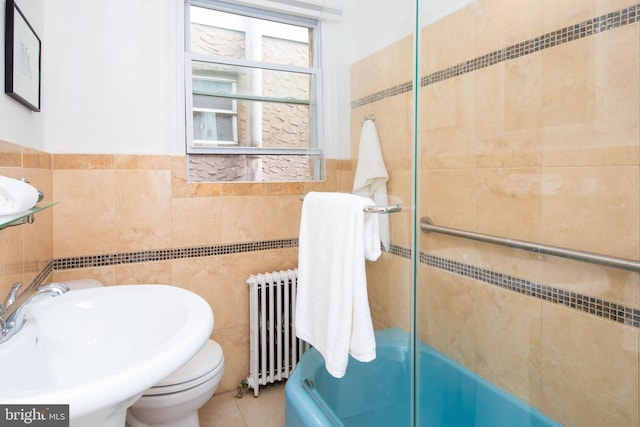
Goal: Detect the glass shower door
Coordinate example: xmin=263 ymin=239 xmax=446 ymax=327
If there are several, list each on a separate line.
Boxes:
xmin=417 ymin=1 xmax=640 ymax=426
xmin=343 ymin=0 xmax=419 ymax=425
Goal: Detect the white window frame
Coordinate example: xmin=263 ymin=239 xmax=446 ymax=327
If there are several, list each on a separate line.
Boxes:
xmin=184 ymin=0 xmax=324 ymax=178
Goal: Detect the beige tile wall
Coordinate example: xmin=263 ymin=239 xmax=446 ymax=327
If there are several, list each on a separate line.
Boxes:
xmin=4 ymin=0 xmax=638 ymax=422
xmin=0 ymin=139 xmax=354 ymax=396
xmin=418 ymin=1 xmax=640 ymax=426
xmin=350 ymin=34 xmax=415 ymax=333
xmin=48 ymin=154 xmax=353 ymax=393
xmin=0 ymin=141 xmax=54 ymax=300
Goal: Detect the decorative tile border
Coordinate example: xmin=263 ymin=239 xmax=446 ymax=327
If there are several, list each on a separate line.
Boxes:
xmin=351 ymin=4 xmax=640 ymax=108
xmin=52 ymin=238 xmax=298 ymax=270
xmin=351 ymin=82 xmax=413 ymax=109
xmin=420 ymin=252 xmax=640 ymax=329
xmin=422 ymin=4 xmax=639 ymax=87
xmin=388 ymin=243 xmax=640 ymax=328
xmin=389 ymin=243 xmax=412 ymax=259
xmin=33 ymin=237 xmax=639 ymax=329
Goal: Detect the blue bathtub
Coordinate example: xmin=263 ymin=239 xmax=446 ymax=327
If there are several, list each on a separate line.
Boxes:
xmin=285 ymin=328 xmax=562 ymax=427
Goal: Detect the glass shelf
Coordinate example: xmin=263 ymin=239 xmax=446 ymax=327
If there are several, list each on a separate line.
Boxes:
xmin=0 ymin=202 xmax=59 ymax=230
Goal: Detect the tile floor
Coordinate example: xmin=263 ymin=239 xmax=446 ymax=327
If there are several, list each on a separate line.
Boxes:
xmin=199 ymin=382 xmax=286 ymax=427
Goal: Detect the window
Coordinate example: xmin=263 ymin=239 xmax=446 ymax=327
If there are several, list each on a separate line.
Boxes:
xmin=192 ymin=77 xmax=238 ymax=145
xmin=185 ymin=0 xmax=324 ymax=182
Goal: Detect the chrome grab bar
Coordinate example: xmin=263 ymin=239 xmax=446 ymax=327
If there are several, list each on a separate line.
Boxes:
xmin=420 ymin=216 xmax=640 ymax=272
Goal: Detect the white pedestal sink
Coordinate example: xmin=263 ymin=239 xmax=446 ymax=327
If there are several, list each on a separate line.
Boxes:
xmin=0 ymin=284 xmax=214 ymax=427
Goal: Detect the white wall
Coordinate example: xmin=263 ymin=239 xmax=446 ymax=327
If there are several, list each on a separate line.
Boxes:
xmin=342 ymin=0 xmax=416 ymax=64
xmin=42 ymin=0 xmax=182 ymax=154
xmin=0 ymin=0 xmax=45 ymax=150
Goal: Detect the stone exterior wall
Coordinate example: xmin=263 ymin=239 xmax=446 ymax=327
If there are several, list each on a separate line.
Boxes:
xmin=188 ymin=154 xmax=312 ymax=182
xmin=191 ymin=25 xmax=245 ymax=58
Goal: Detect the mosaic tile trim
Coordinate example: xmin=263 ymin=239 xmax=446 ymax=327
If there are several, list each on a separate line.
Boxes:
xmin=52 ymin=238 xmax=298 ymax=270
xmin=389 ymin=244 xmax=412 ymax=260
xmin=422 ymin=4 xmax=640 ymax=87
xmin=420 ymin=252 xmax=640 ymax=329
xmin=1 ymin=262 xmax=23 ymax=277
xmin=351 ymin=82 xmax=413 ymax=109
xmin=46 ymin=236 xmax=640 ymax=328
xmin=351 ymin=4 xmax=639 ymax=108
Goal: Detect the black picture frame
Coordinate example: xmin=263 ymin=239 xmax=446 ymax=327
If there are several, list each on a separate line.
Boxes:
xmin=4 ymin=0 xmax=41 ymax=112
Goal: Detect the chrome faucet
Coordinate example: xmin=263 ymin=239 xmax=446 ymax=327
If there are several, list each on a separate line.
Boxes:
xmin=0 ymin=281 xmax=69 ymax=344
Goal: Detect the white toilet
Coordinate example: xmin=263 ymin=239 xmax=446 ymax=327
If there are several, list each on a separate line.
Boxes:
xmin=62 ymin=279 xmax=225 ymax=427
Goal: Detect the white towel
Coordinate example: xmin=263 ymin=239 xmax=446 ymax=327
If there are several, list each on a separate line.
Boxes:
xmin=353 ymin=119 xmax=390 ymax=251
xmin=295 ymin=192 xmax=380 ymax=378
xmin=0 ymin=176 xmax=39 ymax=215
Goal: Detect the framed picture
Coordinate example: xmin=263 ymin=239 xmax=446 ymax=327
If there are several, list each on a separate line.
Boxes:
xmin=4 ymin=0 xmax=41 ymax=112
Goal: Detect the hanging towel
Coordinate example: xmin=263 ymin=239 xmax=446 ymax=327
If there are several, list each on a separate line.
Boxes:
xmin=353 ymin=118 xmax=390 ymax=251
xmin=0 ymin=176 xmax=39 ymax=216
xmin=295 ymin=191 xmax=381 ymax=378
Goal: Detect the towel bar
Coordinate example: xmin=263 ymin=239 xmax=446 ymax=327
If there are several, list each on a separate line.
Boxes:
xmin=364 ymin=204 xmax=401 ymax=214
xmin=299 ymin=195 xmax=401 ymax=214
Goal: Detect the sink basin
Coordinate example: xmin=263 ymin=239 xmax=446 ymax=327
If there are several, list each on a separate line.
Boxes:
xmin=0 ymin=284 xmax=214 ymax=427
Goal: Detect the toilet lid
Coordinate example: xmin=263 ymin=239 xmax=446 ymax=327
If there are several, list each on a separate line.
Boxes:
xmin=155 ymin=339 xmax=223 ymax=388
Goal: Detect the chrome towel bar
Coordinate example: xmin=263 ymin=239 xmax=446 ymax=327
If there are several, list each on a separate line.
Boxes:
xmin=364 ymin=204 xmax=401 ymax=214
xmin=299 ymin=195 xmax=401 ymax=214
xmin=420 ymin=216 xmax=640 ymax=272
